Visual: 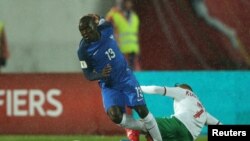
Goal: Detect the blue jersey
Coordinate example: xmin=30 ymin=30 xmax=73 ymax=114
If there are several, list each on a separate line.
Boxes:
xmin=77 ymin=21 xmax=132 ymax=88
xmin=78 ymin=21 xmax=145 ymax=111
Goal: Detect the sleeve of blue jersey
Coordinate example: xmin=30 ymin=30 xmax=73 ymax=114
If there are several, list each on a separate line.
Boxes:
xmin=77 ymin=46 xmax=85 ymax=61
xmin=98 ymin=21 xmax=113 ymax=39
xmin=77 ymin=45 xmax=95 ymax=78
xmin=77 ymin=41 xmax=85 ymax=61
xmin=77 ymin=46 xmax=104 ymax=81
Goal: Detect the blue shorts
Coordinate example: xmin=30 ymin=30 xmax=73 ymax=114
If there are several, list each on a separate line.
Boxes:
xmin=100 ymin=79 xmax=146 ymax=112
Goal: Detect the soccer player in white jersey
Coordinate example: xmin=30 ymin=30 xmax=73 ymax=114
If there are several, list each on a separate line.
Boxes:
xmin=126 ymin=83 xmax=221 ymax=141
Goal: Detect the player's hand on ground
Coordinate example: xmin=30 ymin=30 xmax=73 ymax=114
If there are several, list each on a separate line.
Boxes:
xmin=102 ymin=64 xmax=112 ymax=78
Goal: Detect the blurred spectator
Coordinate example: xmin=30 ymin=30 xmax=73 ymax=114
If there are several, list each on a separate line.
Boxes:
xmin=106 ymin=0 xmax=141 ymax=71
xmin=0 ymin=21 xmax=9 ymax=72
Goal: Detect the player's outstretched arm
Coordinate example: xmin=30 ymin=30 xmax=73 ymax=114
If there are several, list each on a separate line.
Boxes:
xmin=140 ymin=86 xmax=166 ymax=95
xmin=141 ymin=85 xmax=186 ymax=99
xmin=205 ymin=112 xmax=222 ymax=125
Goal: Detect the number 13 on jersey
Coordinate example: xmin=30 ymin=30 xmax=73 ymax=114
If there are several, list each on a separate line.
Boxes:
xmin=105 ymin=48 xmax=116 ymax=60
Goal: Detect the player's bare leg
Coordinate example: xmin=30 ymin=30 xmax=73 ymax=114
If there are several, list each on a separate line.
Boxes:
xmin=107 ymin=106 xmax=146 ymax=130
xmin=107 ymin=106 xmax=143 ymax=141
xmin=107 ymin=105 xmax=162 ymax=141
xmin=134 ymin=105 xmax=162 ymax=141
xmin=124 ymin=107 xmax=140 ymax=141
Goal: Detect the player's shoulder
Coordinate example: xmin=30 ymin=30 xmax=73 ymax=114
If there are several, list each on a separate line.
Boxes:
xmin=185 ymin=90 xmax=198 ymax=99
xmin=98 ymin=21 xmax=113 ymax=31
xmin=78 ymin=39 xmax=85 ymax=49
xmin=98 ymin=21 xmax=114 ymax=38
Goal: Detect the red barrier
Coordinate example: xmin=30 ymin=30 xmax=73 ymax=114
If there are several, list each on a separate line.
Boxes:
xmin=0 ymin=73 xmax=124 ymax=135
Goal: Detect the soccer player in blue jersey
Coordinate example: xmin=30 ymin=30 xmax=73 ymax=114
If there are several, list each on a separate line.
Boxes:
xmin=77 ymin=14 xmax=162 ymax=141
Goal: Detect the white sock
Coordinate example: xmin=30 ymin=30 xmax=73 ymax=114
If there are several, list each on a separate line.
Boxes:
xmin=142 ymin=112 xmax=162 ymax=141
xmin=119 ymin=113 xmax=147 ymax=132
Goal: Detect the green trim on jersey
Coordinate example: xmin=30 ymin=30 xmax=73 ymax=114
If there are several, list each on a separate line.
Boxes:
xmin=156 ymin=116 xmax=193 ymax=141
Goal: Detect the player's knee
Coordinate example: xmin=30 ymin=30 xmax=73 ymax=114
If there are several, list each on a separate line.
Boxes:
xmin=134 ymin=105 xmax=149 ymax=118
xmin=107 ymin=106 xmax=123 ymax=124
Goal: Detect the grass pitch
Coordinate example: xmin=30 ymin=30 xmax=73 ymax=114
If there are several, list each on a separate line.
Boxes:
xmin=0 ymin=135 xmax=208 ymax=141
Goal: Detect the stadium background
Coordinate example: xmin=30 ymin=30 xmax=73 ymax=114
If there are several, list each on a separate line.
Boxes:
xmin=0 ymin=0 xmax=250 ymax=141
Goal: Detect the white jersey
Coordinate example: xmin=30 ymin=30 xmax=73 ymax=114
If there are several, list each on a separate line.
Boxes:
xmin=141 ymin=86 xmax=220 ymax=140
xmin=168 ymin=87 xmax=206 ymax=140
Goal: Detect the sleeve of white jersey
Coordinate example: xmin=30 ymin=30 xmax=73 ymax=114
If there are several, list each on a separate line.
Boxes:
xmin=140 ymin=86 xmax=165 ymax=95
xmin=205 ymin=112 xmax=222 ymax=125
xmin=140 ymin=86 xmax=186 ymax=100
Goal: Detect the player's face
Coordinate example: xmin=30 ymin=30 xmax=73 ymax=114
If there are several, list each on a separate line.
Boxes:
xmin=79 ymin=22 xmax=99 ymax=43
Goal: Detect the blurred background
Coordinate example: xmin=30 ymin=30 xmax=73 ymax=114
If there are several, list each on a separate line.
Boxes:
xmin=0 ymin=0 xmax=250 ymax=141
xmin=0 ymin=0 xmax=114 ymax=73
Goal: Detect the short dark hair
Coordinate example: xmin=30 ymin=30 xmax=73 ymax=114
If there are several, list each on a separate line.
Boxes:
xmin=79 ymin=15 xmax=96 ymax=30
xmin=175 ymin=83 xmax=193 ymax=91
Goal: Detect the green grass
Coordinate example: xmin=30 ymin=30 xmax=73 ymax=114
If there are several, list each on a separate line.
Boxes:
xmin=0 ymin=135 xmax=208 ymax=141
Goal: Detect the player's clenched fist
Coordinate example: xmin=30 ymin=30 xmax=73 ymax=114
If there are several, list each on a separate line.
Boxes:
xmin=101 ymin=64 xmax=112 ymax=77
